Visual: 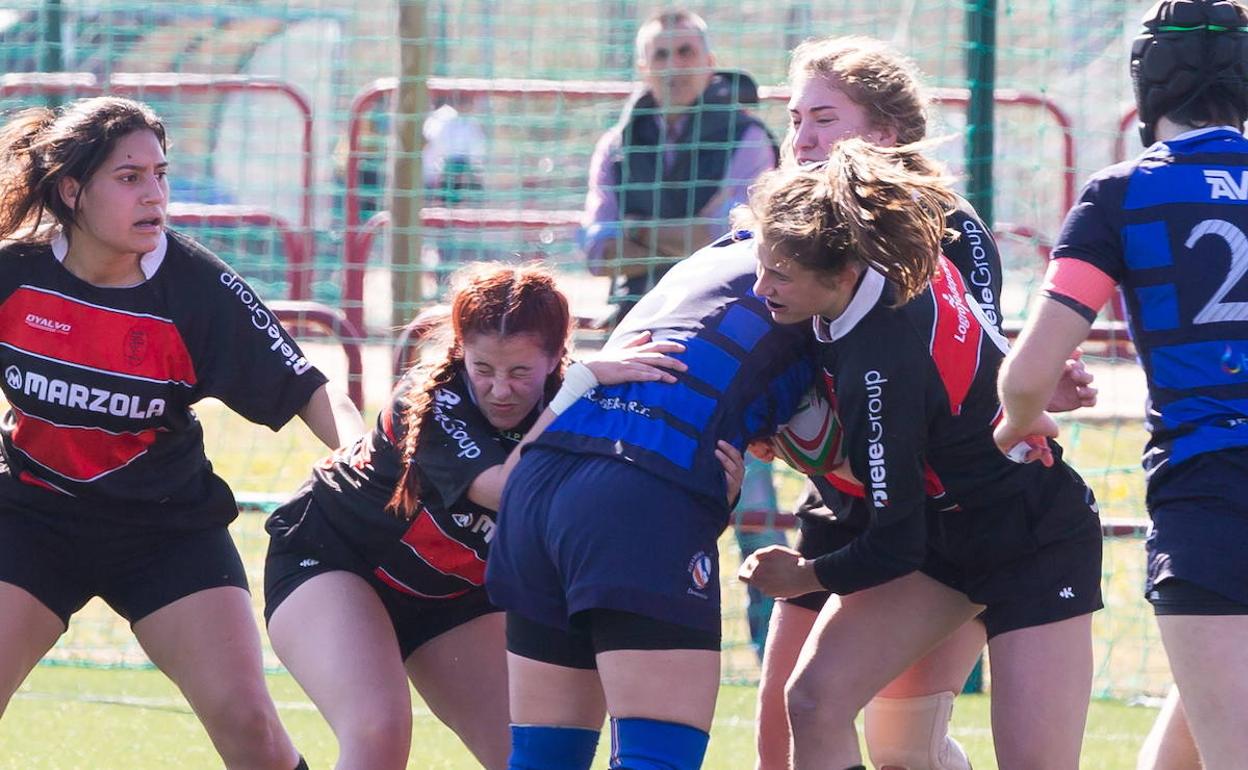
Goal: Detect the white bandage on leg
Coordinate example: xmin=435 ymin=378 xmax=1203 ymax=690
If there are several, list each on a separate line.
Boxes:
xmin=863 ymin=692 xmax=972 ymax=770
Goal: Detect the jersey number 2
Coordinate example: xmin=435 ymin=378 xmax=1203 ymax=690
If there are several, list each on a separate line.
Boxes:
xmin=1191 ymin=219 xmax=1248 ymax=324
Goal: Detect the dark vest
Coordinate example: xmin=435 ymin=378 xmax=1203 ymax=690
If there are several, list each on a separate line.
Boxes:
xmin=611 ymin=70 xmax=779 ymax=221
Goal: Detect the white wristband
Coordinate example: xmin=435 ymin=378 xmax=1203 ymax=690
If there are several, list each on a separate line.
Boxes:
xmin=549 ymin=362 xmax=599 ymax=415
xmin=1005 ymin=441 xmax=1031 ymax=463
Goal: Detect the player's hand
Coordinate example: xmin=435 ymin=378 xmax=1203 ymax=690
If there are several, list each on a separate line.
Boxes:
xmin=717 ymin=440 xmax=745 ymax=505
xmin=747 ymin=439 xmax=776 ymax=463
xmin=993 ymin=413 xmax=1059 ymax=467
xmin=1046 ymin=350 xmax=1098 ymax=413
xmin=585 ymin=331 xmax=687 ymax=385
xmin=738 ymin=545 xmax=823 ymax=599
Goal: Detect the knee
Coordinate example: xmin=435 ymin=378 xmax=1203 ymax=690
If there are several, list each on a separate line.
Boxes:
xmin=203 ymin=699 xmax=293 ymax=766
xmin=784 ymin=672 xmax=838 ymax=731
xmin=334 ymin=712 xmax=412 ymax=769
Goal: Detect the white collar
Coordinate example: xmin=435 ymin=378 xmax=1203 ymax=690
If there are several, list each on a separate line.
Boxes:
xmin=51 ymin=229 xmax=168 ymax=282
xmin=812 ymin=268 xmax=885 ymax=343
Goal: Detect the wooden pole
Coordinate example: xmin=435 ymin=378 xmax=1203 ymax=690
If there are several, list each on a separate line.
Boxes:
xmin=392 ymin=0 xmax=429 ymax=330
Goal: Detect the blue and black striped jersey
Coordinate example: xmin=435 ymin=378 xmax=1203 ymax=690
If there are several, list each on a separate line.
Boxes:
xmin=534 ymin=233 xmax=816 ymax=511
xmin=1054 ymin=126 xmax=1248 ymax=480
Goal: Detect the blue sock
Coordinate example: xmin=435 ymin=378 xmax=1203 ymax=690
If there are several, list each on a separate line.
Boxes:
xmin=608 ymin=718 xmax=709 ymax=770
xmin=508 ymin=724 xmax=599 ymax=770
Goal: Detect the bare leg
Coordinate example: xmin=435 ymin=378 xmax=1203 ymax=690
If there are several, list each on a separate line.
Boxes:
xmin=135 ymin=586 xmax=300 ymax=770
xmin=755 ymin=601 xmax=821 ymax=770
xmin=268 ymin=572 xmax=412 ymax=770
xmin=987 ymin=614 xmax=1093 ymax=770
xmin=596 ymin=648 xmax=721 ymax=732
xmin=787 ymin=573 xmax=980 ymax=770
xmin=0 ymin=582 xmax=63 ymax=717
xmin=507 ymin=653 xmax=606 ymax=729
xmin=406 ymin=612 xmax=510 ymax=770
xmin=1157 ymin=615 xmax=1248 ymax=770
xmin=1138 ymin=685 xmax=1202 ymax=770
xmin=1143 ymin=683 xmax=1198 ymax=768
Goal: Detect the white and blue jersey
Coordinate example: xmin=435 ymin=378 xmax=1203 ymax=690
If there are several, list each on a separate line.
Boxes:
xmin=1053 ymin=127 xmax=1248 ymax=481
xmin=533 ymin=233 xmax=815 ymax=510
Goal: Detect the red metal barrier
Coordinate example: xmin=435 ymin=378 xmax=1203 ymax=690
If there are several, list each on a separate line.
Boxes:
xmin=344 ymin=78 xmax=1080 ymax=336
xmin=0 ymin=72 xmax=102 ymax=98
xmin=169 ymin=203 xmax=311 ymax=301
xmin=270 ymin=300 xmax=365 ymax=410
xmin=1115 ymin=107 xmax=1140 ymax=163
xmin=109 ymin=73 xmax=315 ymax=238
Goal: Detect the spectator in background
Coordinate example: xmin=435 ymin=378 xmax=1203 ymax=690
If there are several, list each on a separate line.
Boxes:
xmin=579 ymin=8 xmax=778 ymax=326
xmin=423 ymin=92 xmax=489 ymax=286
xmin=423 ymin=92 xmax=486 ymax=206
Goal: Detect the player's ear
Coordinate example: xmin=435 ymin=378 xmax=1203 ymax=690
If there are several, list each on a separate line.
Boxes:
xmin=58 ymin=175 xmax=82 ymax=212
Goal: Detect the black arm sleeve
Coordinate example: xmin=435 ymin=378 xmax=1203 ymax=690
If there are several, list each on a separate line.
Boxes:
xmin=810 ymin=512 xmax=927 ymax=594
xmin=808 ymin=330 xmax=931 ymax=595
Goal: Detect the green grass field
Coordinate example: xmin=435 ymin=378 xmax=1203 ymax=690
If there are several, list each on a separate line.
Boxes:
xmin=2 ymin=664 xmax=1159 ymax=769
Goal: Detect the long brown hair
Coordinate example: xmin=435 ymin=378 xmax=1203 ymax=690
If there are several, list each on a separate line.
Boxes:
xmin=0 ymin=96 xmax=166 ymax=241
xmin=736 ymin=139 xmax=958 ymax=305
xmin=386 ymin=262 xmax=571 ymax=518
xmin=783 ymin=36 xmax=942 ymax=176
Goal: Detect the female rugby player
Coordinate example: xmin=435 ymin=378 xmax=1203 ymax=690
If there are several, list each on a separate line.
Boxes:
xmin=265 ymin=263 xmax=690 ymax=770
xmin=742 ymin=141 xmax=1102 ymax=770
xmin=997 ymin=2 xmax=1248 ymax=766
xmin=0 ymin=96 xmax=364 ymax=769
xmin=483 ymin=223 xmax=816 ymax=768
xmin=750 ymin=36 xmax=995 ymax=770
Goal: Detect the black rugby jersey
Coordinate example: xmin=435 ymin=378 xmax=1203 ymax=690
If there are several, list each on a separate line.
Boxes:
xmin=534 ymin=234 xmax=816 ymax=512
xmin=0 ymin=231 xmax=326 ymax=516
xmin=1053 ymin=127 xmax=1248 ymax=479
xmin=943 ymin=199 xmax=1003 ymax=332
xmin=810 ymin=256 xmax=1052 ymax=594
xmin=294 ymin=368 xmax=533 ymax=600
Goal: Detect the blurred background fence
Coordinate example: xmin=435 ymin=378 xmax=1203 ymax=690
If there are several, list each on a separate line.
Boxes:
xmin=0 ymin=0 xmax=1169 ymax=702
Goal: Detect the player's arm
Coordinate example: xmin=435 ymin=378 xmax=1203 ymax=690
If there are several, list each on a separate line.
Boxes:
xmin=996 ymin=175 xmax=1123 ymax=458
xmin=745 ymin=346 xmax=930 ymax=598
xmin=298 ymin=383 xmax=367 ymax=450
xmin=472 ymin=334 xmax=689 ymax=511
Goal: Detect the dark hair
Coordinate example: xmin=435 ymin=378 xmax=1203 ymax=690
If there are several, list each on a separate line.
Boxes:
xmin=0 ymin=96 xmax=166 ymax=241
xmin=735 ymin=139 xmax=958 ymax=305
xmin=386 ymin=262 xmax=571 ymax=518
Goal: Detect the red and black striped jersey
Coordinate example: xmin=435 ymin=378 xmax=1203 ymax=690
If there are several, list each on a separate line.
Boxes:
xmin=0 ymin=231 xmax=327 ymax=515
xmin=292 ymin=368 xmax=534 ymax=600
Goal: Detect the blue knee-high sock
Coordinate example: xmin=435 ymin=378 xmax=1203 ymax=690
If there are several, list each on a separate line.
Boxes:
xmin=608 ymin=718 xmax=709 ymax=770
xmin=508 ymin=724 xmax=599 ymax=770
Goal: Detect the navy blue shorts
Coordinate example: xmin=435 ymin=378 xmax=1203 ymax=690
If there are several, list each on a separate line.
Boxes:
xmin=1147 ymin=448 xmax=1248 ymax=609
xmin=486 ymin=448 xmax=725 ymax=636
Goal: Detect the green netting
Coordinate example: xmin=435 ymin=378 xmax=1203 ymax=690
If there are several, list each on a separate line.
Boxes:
xmin=0 ymin=0 xmax=1171 ymax=702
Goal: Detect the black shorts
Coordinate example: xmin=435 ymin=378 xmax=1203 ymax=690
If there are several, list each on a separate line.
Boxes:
xmin=264 ymin=501 xmax=499 ymax=660
xmin=0 ymin=501 xmax=247 ymax=627
xmin=1146 ymin=448 xmax=1248 ymax=607
xmin=783 ymin=510 xmax=860 ymax=613
xmin=922 ymin=462 xmax=1103 ymax=638
xmin=506 ymin=608 xmax=720 ymax=670
xmin=1149 ymin=577 xmax=1248 ymax=615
